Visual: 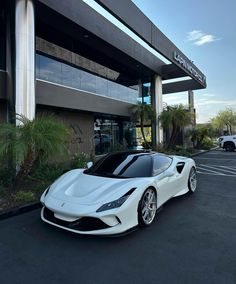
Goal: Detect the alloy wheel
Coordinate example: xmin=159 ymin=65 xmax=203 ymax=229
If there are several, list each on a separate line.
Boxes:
xmin=140 ymin=188 xmax=157 ymax=225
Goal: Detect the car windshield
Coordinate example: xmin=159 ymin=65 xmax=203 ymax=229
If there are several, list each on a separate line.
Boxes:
xmin=84 ymin=152 xmax=152 ymax=178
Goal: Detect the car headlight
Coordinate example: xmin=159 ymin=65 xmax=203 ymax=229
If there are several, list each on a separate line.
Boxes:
xmin=96 ymin=196 xmax=128 ymax=212
xmin=96 ymin=188 xmax=136 ymax=212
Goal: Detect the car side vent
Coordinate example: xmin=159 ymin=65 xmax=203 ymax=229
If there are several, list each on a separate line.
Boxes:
xmin=176 ymin=162 xmax=185 ymax=174
xmin=123 ymin=187 xmax=136 ymax=197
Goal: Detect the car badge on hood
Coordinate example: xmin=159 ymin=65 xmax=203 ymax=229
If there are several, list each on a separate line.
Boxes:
xmin=61 ymin=202 xmax=65 ymax=207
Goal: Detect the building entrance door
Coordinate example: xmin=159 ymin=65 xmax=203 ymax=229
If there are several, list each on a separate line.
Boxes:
xmin=94 ymin=118 xmax=119 ymax=155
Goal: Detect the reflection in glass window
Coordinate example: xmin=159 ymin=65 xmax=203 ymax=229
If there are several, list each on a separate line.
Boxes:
xmin=36 ymin=54 xmax=138 ymax=104
xmin=62 ymin=63 xmax=77 ymax=89
xmin=80 ymin=70 xmax=96 ymax=93
xmin=39 ymin=55 xmax=62 ymax=84
xmin=96 ymin=76 xmax=108 ymax=96
xmin=36 ymin=54 xmax=40 ymax=78
xmin=86 ymin=153 xmax=152 ymax=178
xmin=153 ymin=155 xmax=172 ymax=175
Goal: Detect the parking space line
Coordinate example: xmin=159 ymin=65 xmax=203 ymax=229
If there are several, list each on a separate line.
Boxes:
xmin=199 ymin=164 xmax=236 ymax=175
xmin=197 ymin=171 xmax=219 ymax=176
xmin=194 ymin=157 xmax=236 ymax=161
xmin=198 ymin=164 xmax=236 ymax=170
xmin=197 ymin=171 xmax=236 ymax=177
xmin=197 ymin=166 xmax=226 ymax=175
xmin=220 ymin=165 xmax=236 ymax=170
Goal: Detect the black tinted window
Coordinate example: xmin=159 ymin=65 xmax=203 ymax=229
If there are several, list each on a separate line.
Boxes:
xmin=153 ymin=155 xmax=172 ymax=175
xmin=85 ymin=153 xmax=152 ymax=178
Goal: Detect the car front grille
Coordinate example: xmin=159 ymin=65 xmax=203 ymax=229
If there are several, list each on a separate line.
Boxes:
xmin=43 ymin=207 xmax=110 ymax=231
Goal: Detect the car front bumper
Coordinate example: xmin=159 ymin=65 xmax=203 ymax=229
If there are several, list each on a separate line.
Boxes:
xmin=40 ymin=193 xmax=140 ymax=235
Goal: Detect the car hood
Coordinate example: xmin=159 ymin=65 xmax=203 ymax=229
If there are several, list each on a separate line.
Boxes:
xmin=48 ymin=169 xmax=142 ymax=205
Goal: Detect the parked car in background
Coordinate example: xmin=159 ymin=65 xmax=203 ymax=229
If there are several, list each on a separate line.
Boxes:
xmin=219 ymin=135 xmax=236 ymax=151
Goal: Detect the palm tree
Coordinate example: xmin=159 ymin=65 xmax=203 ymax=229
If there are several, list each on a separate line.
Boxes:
xmin=159 ymin=104 xmax=193 ymax=148
xmin=0 ymin=114 xmax=71 ymax=187
xmin=131 ymin=103 xmax=157 ymax=148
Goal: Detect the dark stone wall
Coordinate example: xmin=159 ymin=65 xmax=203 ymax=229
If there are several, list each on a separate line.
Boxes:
xmin=37 ymin=107 xmax=94 ymax=155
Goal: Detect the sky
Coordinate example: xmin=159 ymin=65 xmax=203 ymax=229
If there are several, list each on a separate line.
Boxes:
xmin=132 ymin=0 xmax=236 ymax=123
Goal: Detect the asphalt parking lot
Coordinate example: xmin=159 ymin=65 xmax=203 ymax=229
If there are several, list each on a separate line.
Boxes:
xmin=0 ymin=149 xmax=236 ymax=284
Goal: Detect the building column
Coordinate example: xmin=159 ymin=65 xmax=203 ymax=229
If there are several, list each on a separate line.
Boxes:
xmin=15 ymin=0 xmax=35 ymax=123
xmin=188 ymin=90 xmax=194 ymax=110
xmin=151 ymin=74 xmax=163 ymax=146
xmin=188 ymin=90 xmax=196 ymax=125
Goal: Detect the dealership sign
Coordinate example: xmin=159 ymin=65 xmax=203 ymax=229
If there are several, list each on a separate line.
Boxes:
xmin=173 ymin=52 xmax=206 ymax=85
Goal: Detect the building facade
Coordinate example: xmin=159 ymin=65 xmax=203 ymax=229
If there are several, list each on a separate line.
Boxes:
xmin=0 ymin=0 xmax=206 ymax=155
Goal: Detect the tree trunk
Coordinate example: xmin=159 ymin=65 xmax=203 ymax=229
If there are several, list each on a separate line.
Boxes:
xmin=12 ymin=150 xmax=35 ymax=190
xmin=168 ymin=122 xmax=177 ymax=148
xmin=140 ymin=115 xmax=150 ymax=148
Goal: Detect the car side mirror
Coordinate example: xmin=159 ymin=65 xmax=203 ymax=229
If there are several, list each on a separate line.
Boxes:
xmin=86 ymin=161 xmax=93 ymax=168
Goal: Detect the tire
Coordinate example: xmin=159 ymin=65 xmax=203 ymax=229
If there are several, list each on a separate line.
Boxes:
xmin=224 ymin=142 xmax=235 ymax=152
xmin=138 ymin=187 xmax=157 ymax=227
xmin=188 ymin=167 xmax=197 ymax=194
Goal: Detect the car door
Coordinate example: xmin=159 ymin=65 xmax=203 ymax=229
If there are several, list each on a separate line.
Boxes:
xmin=152 ymin=155 xmax=180 ymax=206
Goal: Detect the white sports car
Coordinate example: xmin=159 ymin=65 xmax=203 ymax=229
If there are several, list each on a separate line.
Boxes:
xmin=40 ymin=151 xmax=197 ymax=235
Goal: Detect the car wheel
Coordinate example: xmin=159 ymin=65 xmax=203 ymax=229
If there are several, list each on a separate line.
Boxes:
xmin=224 ymin=142 xmax=235 ymax=152
xmin=188 ymin=167 xmax=197 ymax=193
xmin=138 ymin=187 xmax=157 ymax=227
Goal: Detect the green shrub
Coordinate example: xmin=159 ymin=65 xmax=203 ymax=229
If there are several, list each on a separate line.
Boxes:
xmin=200 ymin=138 xmax=214 ymax=150
xmin=31 ymin=162 xmax=67 ymax=181
xmin=30 ymin=152 xmax=91 ymax=183
xmin=14 ymin=191 xmax=35 ymax=203
xmin=0 ymin=164 xmax=15 ymax=187
xmin=71 ymin=153 xmax=90 ymax=169
xmin=153 ymin=144 xmax=195 ymax=157
xmin=0 ymin=185 xmax=7 ymax=198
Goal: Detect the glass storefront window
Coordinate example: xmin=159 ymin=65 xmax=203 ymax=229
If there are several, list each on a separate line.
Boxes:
xmin=36 ymin=53 xmax=138 ymax=104
xmin=94 ymin=118 xmax=136 ymax=155
xmin=94 ymin=119 xmax=118 ymax=155
xmin=137 ymin=82 xmax=151 ymax=104
xmin=143 ymin=83 xmax=151 ymax=104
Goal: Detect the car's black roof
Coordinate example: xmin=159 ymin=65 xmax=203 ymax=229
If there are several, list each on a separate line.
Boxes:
xmin=107 ymin=150 xmax=160 ymax=157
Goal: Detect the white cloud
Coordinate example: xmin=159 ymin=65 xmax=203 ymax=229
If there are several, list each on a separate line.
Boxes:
xmin=187 ymin=30 xmax=204 ymax=41
xmin=201 ymin=93 xmax=216 ymax=98
xmin=187 ymin=30 xmax=220 ymax=46
xmin=163 ymin=94 xmax=187 ymax=106
xmin=195 ymin=99 xmax=236 ymax=107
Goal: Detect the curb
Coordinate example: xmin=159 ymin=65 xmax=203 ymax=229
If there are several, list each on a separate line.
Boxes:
xmin=190 ymin=146 xmax=219 ymax=157
xmin=0 ymin=201 xmax=41 ymax=221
